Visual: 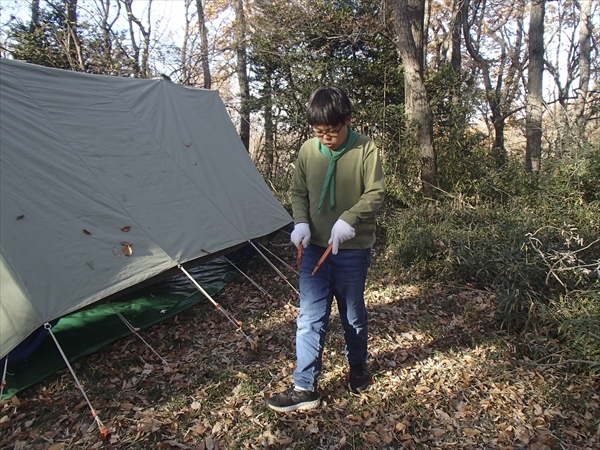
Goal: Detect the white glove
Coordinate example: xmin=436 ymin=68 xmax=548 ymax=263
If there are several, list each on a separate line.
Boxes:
xmin=328 ymin=219 xmax=355 ymax=255
xmin=291 ymin=223 xmax=311 ymax=249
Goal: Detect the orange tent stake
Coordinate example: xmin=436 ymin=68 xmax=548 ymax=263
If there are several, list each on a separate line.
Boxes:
xmin=297 ymin=245 xmax=304 ymax=270
xmin=311 ymin=243 xmax=333 ymax=276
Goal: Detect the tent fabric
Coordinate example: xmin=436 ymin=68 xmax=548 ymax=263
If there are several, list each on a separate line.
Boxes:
xmin=0 ymin=59 xmax=292 ymax=359
xmin=0 ymin=256 xmax=257 ymax=399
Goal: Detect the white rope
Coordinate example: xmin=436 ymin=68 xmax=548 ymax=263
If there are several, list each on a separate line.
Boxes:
xmin=222 ymin=256 xmax=272 ymax=298
xmin=256 ymin=242 xmax=298 ymax=276
xmin=177 ymin=265 xmax=256 ymax=347
xmin=249 ymin=241 xmax=299 ymax=296
xmin=109 ymin=306 xmax=170 ymax=368
xmin=43 ymin=322 xmax=109 ymax=441
xmin=0 ymin=355 xmax=8 ymax=398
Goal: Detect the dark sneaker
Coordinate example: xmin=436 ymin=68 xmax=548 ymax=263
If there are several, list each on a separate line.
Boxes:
xmin=348 ymin=363 xmax=371 ymax=393
xmin=265 ymin=386 xmax=320 ymax=412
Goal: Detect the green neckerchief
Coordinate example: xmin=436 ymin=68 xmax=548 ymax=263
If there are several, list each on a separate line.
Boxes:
xmin=317 ymin=127 xmax=360 ymax=214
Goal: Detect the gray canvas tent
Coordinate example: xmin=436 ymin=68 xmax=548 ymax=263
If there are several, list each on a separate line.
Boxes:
xmin=0 ymin=58 xmax=292 ymax=360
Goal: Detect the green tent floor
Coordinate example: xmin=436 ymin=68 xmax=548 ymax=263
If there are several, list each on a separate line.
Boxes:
xmin=1 ymin=257 xmax=253 ymax=399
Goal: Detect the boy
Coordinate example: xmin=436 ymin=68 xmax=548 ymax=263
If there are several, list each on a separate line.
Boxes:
xmin=265 ymin=87 xmax=385 ymax=412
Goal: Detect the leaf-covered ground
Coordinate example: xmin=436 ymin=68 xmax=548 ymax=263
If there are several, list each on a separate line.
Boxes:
xmin=1 ymin=241 xmax=599 ymax=449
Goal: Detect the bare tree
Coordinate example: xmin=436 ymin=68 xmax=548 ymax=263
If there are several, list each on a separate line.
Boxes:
xmin=121 ymin=0 xmax=152 ymax=78
xmin=394 ymin=0 xmax=437 ymax=197
xmin=462 ymin=0 xmax=526 ymax=166
xmin=94 ymin=0 xmax=122 ymax=73
xmin=544 ymin=0 xmax=599 ymax=156
xmin=525 ymin=0 xmax=545 ymax=173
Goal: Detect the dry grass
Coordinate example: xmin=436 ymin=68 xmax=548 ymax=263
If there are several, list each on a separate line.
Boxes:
xmin=1 ymin=242 xmax=599 ymax=450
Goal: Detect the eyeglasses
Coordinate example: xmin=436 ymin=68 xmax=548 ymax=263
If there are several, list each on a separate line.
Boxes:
xmin=313 ymin=124 xmax=345 ymax=139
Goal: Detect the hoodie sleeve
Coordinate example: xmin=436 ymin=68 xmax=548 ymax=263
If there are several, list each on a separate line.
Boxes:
xmin=290 ymin=142 xmax=311 ymax=225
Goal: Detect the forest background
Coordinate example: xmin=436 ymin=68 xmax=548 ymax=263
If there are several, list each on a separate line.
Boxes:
xmin=0 ymin=0 xmax=599 ymax=448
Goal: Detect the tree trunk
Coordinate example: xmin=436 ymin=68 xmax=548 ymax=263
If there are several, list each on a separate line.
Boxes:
xmin=422 ymin=0 xmax=430 ymax=72
xmin=404 ymin=0 xmax=425 ymax=118
xmin=263 ymin=70 xmax=274 ymax=179
xmin=195 ymin=0 xmax=211 ymax=89
xmin=450 ymin=0 xmax=462 ymax=72
xmin=235 ymin=0 xmax=250 ymax=151
xmin=30 ymin=0 xmax=40 ymax=32
xmin=180 ymin=0 xmax=191 ymax=83
xmin=394 ymin=0 xmax=437 ymax=197
xmin=141 ymin=0 xmax=152 ymax=78
xmin=574 ymin=0 xmax=591 ymax=130
xmin=525 ymin=0 xmax=545 ymax=173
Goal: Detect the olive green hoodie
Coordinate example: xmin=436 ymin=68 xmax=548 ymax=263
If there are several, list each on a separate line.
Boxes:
xmin=291 ymin=133 xmax=385 ymax=249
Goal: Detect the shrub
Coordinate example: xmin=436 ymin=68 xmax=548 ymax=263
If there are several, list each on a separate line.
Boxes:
xmin=378 ymin=153 xmax=599 ymax=370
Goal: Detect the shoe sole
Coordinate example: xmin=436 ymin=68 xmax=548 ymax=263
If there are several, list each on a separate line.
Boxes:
xmin=266 ymin=398 xmax=320 ymax=413
xmin=348 ymin=381 xmax=370 ymax=394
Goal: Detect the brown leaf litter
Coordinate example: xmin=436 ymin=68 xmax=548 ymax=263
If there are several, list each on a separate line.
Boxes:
xmin=1 ymin=238 xmax=598 ymax=449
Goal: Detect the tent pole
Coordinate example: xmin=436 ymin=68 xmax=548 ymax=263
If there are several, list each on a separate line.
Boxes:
xmin=43 ymin=322 xmax=110 ymax=441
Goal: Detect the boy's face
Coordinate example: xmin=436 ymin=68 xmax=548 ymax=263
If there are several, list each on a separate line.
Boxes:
xmin=312 ymin=117 xmax=352 ymax=151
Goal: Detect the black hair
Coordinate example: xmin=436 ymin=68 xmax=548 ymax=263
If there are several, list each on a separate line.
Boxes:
xmin=306 ymin=87 xmax=352 ymax=126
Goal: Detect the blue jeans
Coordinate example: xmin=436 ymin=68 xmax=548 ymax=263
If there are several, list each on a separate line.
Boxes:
xmin=293 ymin=244 xmax=372 ymax=391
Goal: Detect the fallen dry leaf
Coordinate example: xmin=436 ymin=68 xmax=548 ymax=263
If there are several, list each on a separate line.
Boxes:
xmin=1 ymin=238 xmax=598 ymax=450
xmin=432 ymin=428 xmax=445 ymax=437
xmin=82 ymin=229 xmax=91 ymax=235
xmin=47 ymin=444 xmax=66 ymax=450
xmin=121 ymin=226 xmax=131 ymax=232
xmin=415 ymin=384 xmax=430 ymax=394
xmin=464 ymin=427 xmax=480 ymax=437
